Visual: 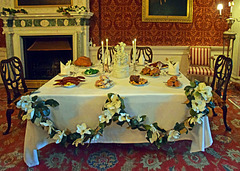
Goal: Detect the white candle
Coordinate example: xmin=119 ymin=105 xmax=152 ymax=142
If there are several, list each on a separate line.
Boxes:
xmin=106 ymin=39 xmax=108 ymax=64
xmin=101 ymin=41 xmax=104 ymax=64
xmin=134 ymin=38 xmax=137 ymax=62
xmin=132 ymin=40 xmax=135 ymax=63
xmin=217 ymin=4 xmax=223 ymax=16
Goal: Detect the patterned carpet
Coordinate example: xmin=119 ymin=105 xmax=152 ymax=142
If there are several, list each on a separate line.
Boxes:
xmin=0 ymin=84 xmax=240 ymax=171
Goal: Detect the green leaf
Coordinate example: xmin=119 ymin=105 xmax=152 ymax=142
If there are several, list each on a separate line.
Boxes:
xmin=190 ymin=81 xmax=196 ymax=87
xmin=32 ymin=96 xmax=38 ymax=102
xmin=147 ymin=130 xmax=152 ymax=138
xmin=41 ymin=106 xmax=50 ymax=116
xmin=143 ymin=124 xmax=151 ymax=130
xmin=207 ymin=101 xmax=215 ymax=109
xmin=116 ymin=121 xmax=125 ymax=127
xmin=45 ymin=99 xmax=59 ymax=107
xmin=174 ymin=122 xmax=185 ymax=131
xmin=112 ymin=115 xmax=119 ymax=122
xmin=99 ymin=123 xmax=106 ymax=129
xmin=35 ymin=101 xmax=45 ymax=108
xmin=119 ymin=98 xmax=125 ymax=110
xmin=138 ymin=127 xmax=146 ymax=131
xmin=34 ymin=108 xmax=42 ymax=118
xmin=190 ymin=109 xmax=197 ymax=116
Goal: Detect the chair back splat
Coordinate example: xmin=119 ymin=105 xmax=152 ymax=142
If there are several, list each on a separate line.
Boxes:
xmin=97 ymin=47 xmax=117 ymax=63
xmin=211 ymin=55 xmax=232 ymax=101
xmin=0 ymin=57 xmax=28 ymax=105
xmin=130 ymin=47 xmax=153 ymax=63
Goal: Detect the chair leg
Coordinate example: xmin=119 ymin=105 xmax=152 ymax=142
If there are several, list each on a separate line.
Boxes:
xmin=222 ymin=105 xmax=231 ymax=131
xmin=212 ymin=108 xmax=217 ymax=116
xmin=3 ymin=109 xmax=14 ymax=135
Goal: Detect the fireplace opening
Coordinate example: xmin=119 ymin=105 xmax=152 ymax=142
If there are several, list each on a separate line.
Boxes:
xmin=22 ymin=35 xmax=73 ymax=80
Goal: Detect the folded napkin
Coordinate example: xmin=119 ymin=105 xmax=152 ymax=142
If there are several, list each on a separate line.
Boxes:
xmin=139 ymin=54 xmax=145 ymax=65
xmin=60 ymin=60 xmax=71 ymax=75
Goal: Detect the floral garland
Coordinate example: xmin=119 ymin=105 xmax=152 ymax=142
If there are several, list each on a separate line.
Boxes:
xmin=0 ymin=7 xmax=28 ymax=16
xmin=57 ymin=5 xmax=87 ymax=15
xmin=17 ymin=80 xmax=214 ymax=149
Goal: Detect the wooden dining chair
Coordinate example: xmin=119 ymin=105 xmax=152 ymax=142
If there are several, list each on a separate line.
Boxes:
xmin=0 ymin=56 xmax=28 ymax=135
xmin=97 ymin=46 xmax=117 ymax=64
xmin=211 ymin=55 xmax=233 ymax=131
xmin=187 ymin=47 xmax=215 ymax=83
xmin=130 ymin=47 xmax=153 ymax=63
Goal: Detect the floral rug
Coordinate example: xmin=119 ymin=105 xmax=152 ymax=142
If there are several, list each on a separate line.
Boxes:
xmin=0 ymin=85 xmax=240 ymax=171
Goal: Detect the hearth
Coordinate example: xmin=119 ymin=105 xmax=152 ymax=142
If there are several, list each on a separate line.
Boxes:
xmin=22 ymin=35 xmax=72 ymax=80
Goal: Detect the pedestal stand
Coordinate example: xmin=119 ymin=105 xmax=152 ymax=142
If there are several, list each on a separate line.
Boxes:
xmin=223 ymin=31 xmax=236 ymax=58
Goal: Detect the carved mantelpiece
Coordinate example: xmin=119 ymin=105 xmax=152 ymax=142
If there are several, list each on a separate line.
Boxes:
xmin=0 ymin=0 xmax=93 ymax=87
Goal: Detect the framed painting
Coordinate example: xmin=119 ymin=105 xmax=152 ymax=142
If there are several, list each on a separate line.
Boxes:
xmin=15 ymin=0 xmax=72 ymax=7
xmin=142 ymin=0 xmax=193 ymax=23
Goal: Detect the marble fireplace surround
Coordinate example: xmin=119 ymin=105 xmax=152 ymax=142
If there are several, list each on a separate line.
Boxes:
xmin=0 ymin=0 xmax=93 ymax=86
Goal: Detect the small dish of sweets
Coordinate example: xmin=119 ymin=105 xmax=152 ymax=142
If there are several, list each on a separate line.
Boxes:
xmin=140 ymin=66 xmax=161 ymax=77
xmin=95 ymin=75 xmax=113 ymax=89
xmin=166 ymin=76 xmax=182 ymax=88
xmin=129 ymin=75 xmax=148 ymax=86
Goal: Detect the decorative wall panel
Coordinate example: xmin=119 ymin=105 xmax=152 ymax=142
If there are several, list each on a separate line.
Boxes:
xmin=89 ymin=0 xmax=229 ymax=46
xmin=0 ymin=0 xmax=230 ymax=47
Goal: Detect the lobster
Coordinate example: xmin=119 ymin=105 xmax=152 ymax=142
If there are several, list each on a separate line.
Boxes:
xmin=54 ymin=76 xmax=85 ymax=86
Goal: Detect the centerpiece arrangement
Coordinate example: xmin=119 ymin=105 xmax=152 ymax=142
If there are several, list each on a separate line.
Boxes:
xmin=112 ymin=42 xmax=130 ymax=78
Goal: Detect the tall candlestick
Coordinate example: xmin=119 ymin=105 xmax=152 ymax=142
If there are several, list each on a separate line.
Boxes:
xmin=132 ymin=40 xmax=135 ymax=63
xmin=101 ymin=41 xmax=105 ymax=65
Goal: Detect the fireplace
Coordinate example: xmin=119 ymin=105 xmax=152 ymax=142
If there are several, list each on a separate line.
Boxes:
xmin=23 ymin=35 xmax=73 ymax=80
xmin=0 ymin=7 xmax=93 ymax=87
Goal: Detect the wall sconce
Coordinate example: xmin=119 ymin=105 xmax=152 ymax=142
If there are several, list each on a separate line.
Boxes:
xmin=217 ymin=1 xmax=238 ymax=58
xmin=217 ymin=1 xmax=239 ymax=33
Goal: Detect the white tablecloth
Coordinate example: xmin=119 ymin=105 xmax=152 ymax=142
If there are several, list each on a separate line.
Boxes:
xmin=24 ymin=67 xmax=213 ymax=167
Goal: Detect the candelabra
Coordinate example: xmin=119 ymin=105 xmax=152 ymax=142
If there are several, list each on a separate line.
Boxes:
xmin=217 ymin=1 xmax=239 ymax=58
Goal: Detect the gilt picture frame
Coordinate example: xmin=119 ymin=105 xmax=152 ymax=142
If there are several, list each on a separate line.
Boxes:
xmin=142 ymin=0 xmax=193 ymax=23
xmin=15 ymin=0 xmax=72 ymax=7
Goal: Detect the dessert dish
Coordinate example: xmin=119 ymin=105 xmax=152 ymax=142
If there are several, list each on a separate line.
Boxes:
xmin=54 ymin=76 xmax=85 ymax=87
xmin=112 ymin=42 xmax=129 ymax=78
xmin=95 ymin=75 xmax=113 ymax=89
xmin=129 ymin=75 xmax=148 ymax=86
xmin=149 ymin=61 xmax=168 ymax=69
xmin=166 ymin=76 xmax=181 ymax=87
xmin=74 ymin=56 xmax=92 ymax=67
xmin=140 ymin=67 xmax=160 ymax=76
xmin=83 ymin=68 xmax=99 ymax=76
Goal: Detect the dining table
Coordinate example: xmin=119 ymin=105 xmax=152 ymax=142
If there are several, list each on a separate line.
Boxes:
xmin=23 ymin=64 xmax=213 ymax=167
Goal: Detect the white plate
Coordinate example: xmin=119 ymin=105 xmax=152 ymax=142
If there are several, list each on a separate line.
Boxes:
xmin=166 ymin=72 xmax=181 ymax=76
xmin=63 ymin=84 xmax=77 ymax=88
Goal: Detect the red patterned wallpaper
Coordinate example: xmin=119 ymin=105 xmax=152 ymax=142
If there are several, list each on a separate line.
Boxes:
xmin=0 ymin=0 xmax=229 ymax=47
xmin=90 ymin=0 xmax=230 ymax=46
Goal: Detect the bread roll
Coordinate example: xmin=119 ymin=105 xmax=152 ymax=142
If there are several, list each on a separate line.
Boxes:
xmin=74 ymin=56 xmax=92 ymax=67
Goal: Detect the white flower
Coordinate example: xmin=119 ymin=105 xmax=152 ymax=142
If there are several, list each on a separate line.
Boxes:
xmin=194 ymin=83 xmax=212 ymax=103
xmin=188 ymin=113 xmax=204 ymax=125
xmin=16 ymin=95 xmax=33 ymax=111
xmin=104 ymin=94 xmax=121 ymax=115
xmin=40 ymin=120 xmax=54 ymax=135
xmin=76 ymin=123 xmax=91 ymax=135
xmin=191 ymin=96 xmax=206 ymax=113
xmin=72 ymin=137 xmax=84 ymax=147
xmin=53 ymin=130 xmax=65 ymax=144
xmin=148 ymin=124 xmax=160 ymax=143
xmin=118 ymin=113 xmax=131 ymax=122
xmin=137 ymin=116 xmax=143 ymax=122
xmin=168 ymin=130 xmax=180 ymax=141
xmin=99 ymin=110 xmax=113 ymax=123
xmin=22 ymin=108 xmax=35 ymax=121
